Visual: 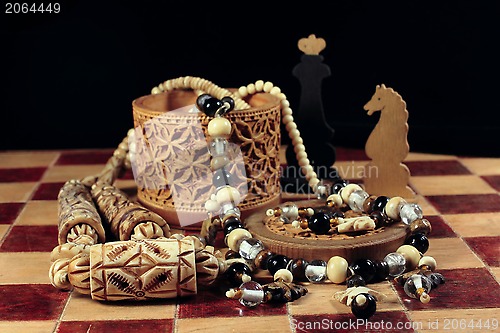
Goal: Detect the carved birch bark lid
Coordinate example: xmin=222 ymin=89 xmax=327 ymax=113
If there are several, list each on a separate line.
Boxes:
xmin=131 ymin=90 xmax=282 ymax=230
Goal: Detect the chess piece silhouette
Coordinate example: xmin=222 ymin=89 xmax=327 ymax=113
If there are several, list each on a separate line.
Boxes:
xmin=285 ymin=34 xmax=336 ymax=183
xmin=363 ymin=84 xmax=415 ymax=199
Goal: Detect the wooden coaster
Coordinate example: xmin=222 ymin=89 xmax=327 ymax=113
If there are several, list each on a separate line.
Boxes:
xmin=245 ymin=199 xmax=408 ymax=263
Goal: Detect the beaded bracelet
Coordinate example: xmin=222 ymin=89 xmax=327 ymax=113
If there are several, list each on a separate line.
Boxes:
xmin=195 ymin=93 xmax=445 ymax=320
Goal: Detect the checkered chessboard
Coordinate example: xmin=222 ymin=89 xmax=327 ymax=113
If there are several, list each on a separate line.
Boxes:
xmin=0 ymin=147 xmax=499 ymax=333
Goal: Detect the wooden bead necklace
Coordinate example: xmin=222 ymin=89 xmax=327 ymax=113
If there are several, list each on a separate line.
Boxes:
xmin=48 ymin=77 xmax=445 ymax=321
xmin=194 ymin=93 xmax=445 ymax=320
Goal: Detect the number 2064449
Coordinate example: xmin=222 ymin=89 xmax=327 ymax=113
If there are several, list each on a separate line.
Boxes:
xmin=5 ymin=3 xmax=60 ymax=14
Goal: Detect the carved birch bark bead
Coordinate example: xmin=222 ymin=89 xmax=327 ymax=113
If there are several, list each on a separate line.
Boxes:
xmin=57 ymin=179 xmax=105 ymax=245
xmin=195 ymin=249 xmax=220 ymax=286
xmin=89 ymin=239 xmax=197 ymax=301
xmin=91 ymin=182 xmax=170 ymax=241
xmin=67 ymin=253 xmax=91 ymax=295
xmin=49 ymin=258 xmax=71 ymax=290
xmin=50 ymin=243 xmax=89 ymax=262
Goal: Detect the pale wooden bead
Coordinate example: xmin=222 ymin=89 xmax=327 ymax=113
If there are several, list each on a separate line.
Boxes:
xmin=327 ymin=194 xmax=343 ymax=207
xmin=255 ymin=80 xmax=264 ymax=91
xmin=294 ymin=143 xmax=306 ymax=154
xmin=238 ymin=86 xmax=248 ymax=97
xmin=208 ymin=117 xmax=232 ymax=138
xmin=305 ymin=170 xmax=317 ymax=181
xmin=226 ymin=228 xmax=252 ymax=251
xmin=419 ymin=256 xmax=437 ymax=271
xmin=301 ymin=165 xmax=314 ymax=175
xmin=247 ymin=83 xmax=256 ymax=94
xmin=291 ymin=220 xmax=301 ymax=228
xmin=278 ymin=92 xmax=287 ymax=101
xmin=204 ymin=199 xmax=221 ymax=212
xmin=285 ymin=122 xmax=297 ymax=132
xmin=266 ymin=209 xmax=275 ymax=217
xmin=164 ymin=80 xmax=173 ymax=91
xmin=397 ymin=245 xmax=421 ymax=270
xmin=327 ymin=256 xmax=349 ymax=283
xmin=270 ymin=86 xmax=281 ymax=95
xmin=216 ymin=186 xmax=241 ymax=205
xmin=282 ymin=114 xmax=294 ymax=124
xmin=151 ymin=87 xmax=161 ymax=95
xmin=281 ymin=99 xmax=290 ymax=108
xmin=290 ymin=128 xmax=300 ymax=138
xmin=158 ymin=82 xmax=165 ymax=90
xmin=292 ymin=136 xmax=303 ymax=146
xmin=385 ymin=196 xmax=407 ymax=220
xmin=296 ymin=151 xmax=308 ymax=160
xmin=242 ymin=274 xmax=252 ymax=283
xmin=263 ymin=81 xmax=273 ymax=92
xmin=274 ymin=268 xmax=293 ymax=283
xmin=298 ymin=158 xmax=310 ymax=167
xmin=340 ymin=183 xmax=363 ymax=203
xmin=282 ymin=107 xmax=293 ymax=115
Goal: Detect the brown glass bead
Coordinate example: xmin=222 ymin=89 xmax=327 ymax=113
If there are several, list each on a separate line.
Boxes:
xmin=326 ymin=200 xmax=334 ymax=208
xmin=409 ymin=218 xmax=432 ymax=236
xmin=254 ymin=250 xmax=275 ymax=270
xmin=225 ymin=250 xmax=241 ymax=260
xmin=274 ymin=207 xmax=282 ymax=217
xmin=299 ymin=217 xmax=309 ymax=229
xmin=298 ymin=208 xmax=308 ymax=216
xmin=287 ymin=258 xmax=309 ymax=282
xmin=363 ymin=195 xmax=378 ymax=213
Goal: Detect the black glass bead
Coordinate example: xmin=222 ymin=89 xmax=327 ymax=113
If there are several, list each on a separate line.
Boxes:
xmin=212 ymin=168 xmax=233 ymax=188
xmin=287 ymin=258 xmax=309 ymax=282
xmin=370 ymin=196 xmax=390 ymax=214
xmin=351 ymin=293 xmax=377 ymax=319
xmin=307 ymin=212 xmax=331 ymax=235
xmin=221 ymin=96 xmax=235 ymax=113
xmin=223 ymin=216 xmax=244 ymax=235
xmin=267 ymin=254 xmax=290 ymax=275
xmin=346 ymin=274 xmax=366 ymax=288
xmin=224 ymin=262 xmax=251 ymax=287
xmin=224 ymin=250 xmax=241 ymax=260
xmin=349 ymin=258 xmax=377 ymax=283
xmin=405 ymin=233 xmax=429 ymax=254
xmin=195 ymin=94 xmax=211 ymax=111
xmin=332 ymin=180 xmax=349 ymax=194
xmin=428 ymin=272 xmax=446 ymax=289
xmin=197 ymin=94 xmax=223 ymax=117
xmin=373 ymin=260 xmax=390 ymax=282
xmin=370 ymin=210 xmax=387 ymax=228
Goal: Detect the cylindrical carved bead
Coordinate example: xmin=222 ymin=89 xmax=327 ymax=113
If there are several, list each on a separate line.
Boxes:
xmin=49 ymin=258 xmax=71 ymax=290
xmin=89 ymin=238 xmax=197 ymax=301
xmin=50 ymin=243 xmax=90 ymax=262
xmin=57 ymin=179 xmax=106 ymax=245
xmin=195 ymin=249 xmax=220 ymax=286
xmin=67 ymin=253 xmax=91 ymax=295
xmin=91 ymin=182 xmax=171 ymax=241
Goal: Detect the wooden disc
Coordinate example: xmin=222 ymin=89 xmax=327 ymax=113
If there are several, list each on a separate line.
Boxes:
xmin=245 ymin=199 xmax=408 ymax=263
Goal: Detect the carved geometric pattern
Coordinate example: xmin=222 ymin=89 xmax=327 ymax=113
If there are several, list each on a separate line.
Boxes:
xmin=132 ymin=93 xmax=281 ymax=219
xmin=89 ymin=238 xmax=196 ymax=301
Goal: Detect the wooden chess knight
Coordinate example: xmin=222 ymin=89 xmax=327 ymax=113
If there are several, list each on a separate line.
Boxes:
xmin=363 ymin=84 xmax=416 ymax=199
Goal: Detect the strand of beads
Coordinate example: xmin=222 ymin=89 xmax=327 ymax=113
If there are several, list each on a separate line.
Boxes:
xmin=151 ymin=76 xmax=325 ymax=196
xmin=233 ymin=80 xmax=323 ymax=194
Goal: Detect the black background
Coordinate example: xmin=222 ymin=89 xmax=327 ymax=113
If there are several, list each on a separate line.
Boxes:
xmin=1 ymin=1 xmax=499 ymax=156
